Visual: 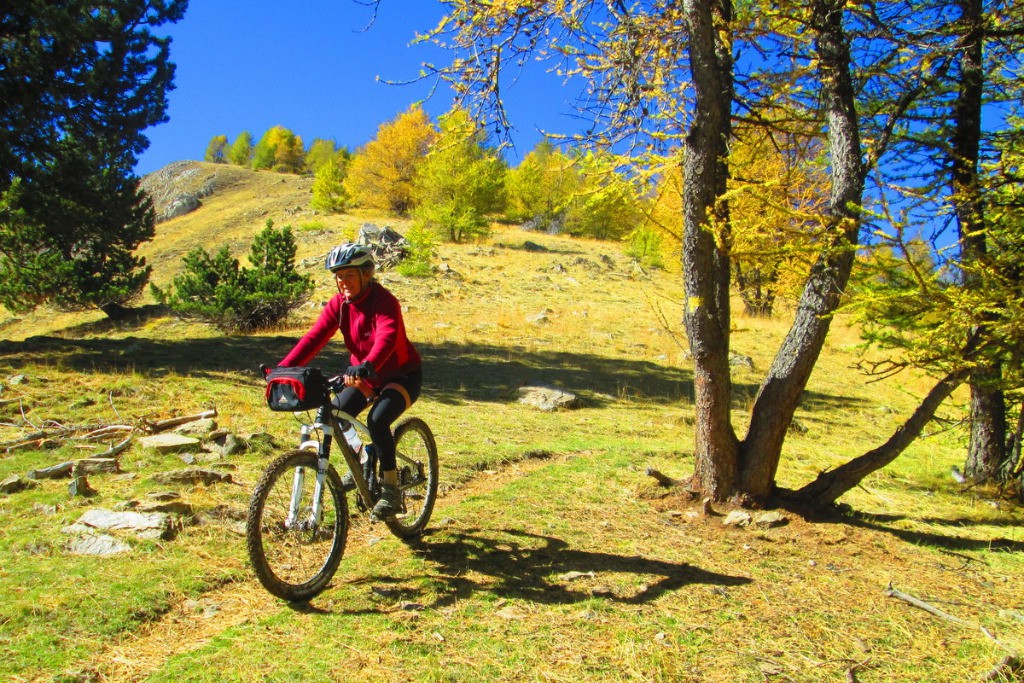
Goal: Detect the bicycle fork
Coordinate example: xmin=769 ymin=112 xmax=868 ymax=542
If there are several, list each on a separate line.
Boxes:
xmin=286 ymin=422 xmax=333 ymax=529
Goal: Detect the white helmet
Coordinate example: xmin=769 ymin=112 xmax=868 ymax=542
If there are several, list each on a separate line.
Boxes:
xmin=325 ymin=243 xmax=374 ymax=271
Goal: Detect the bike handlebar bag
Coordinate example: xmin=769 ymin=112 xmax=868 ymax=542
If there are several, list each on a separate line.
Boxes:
xmin=264 ymin=366 xmax=328 ymax=411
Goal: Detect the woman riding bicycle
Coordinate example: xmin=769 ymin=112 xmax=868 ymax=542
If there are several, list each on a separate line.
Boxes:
xmin=275 ymin=243 xmax=422 ymax=518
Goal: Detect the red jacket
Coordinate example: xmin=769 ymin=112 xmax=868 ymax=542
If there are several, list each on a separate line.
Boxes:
xmin=279 ymin=281 xmax=421 ymax=389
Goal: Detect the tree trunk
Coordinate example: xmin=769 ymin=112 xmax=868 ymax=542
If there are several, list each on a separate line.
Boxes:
xmin=791 ymin=369 xmax=968 ymax=506
xmin=682 ymin=0 xmax=739 ymax=500
xmin=950 ymin=0 xmax=1007 ymax=484
xmin=739 ymin=0 xmax=864 ymax=502
xmin=964 ymin=367 xmax=1008 ymax=482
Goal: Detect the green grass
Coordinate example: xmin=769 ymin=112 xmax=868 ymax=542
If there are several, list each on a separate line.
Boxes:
xmin=1 ymin=163 xmax=1022 ymax=682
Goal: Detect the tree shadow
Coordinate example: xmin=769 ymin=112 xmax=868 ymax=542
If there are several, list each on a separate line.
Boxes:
xmin=0 ymin=332 xmax=869 ymax=416
xmin=810 ymin=508 xmax=1024 ymax=554
xmin=410 ymin=526 xmax=751 ymax=608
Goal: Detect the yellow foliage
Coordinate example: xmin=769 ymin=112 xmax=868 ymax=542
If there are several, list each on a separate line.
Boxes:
xmin=345 ymin=104 xmax=436 ymax=216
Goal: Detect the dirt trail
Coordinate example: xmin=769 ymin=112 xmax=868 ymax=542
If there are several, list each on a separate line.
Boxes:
xmin=87 ymin=456 xmax=558 ymax=683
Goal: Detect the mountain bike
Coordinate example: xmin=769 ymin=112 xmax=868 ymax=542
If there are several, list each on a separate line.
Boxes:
xmin=246 ymin=374 xmax=439 ymax=602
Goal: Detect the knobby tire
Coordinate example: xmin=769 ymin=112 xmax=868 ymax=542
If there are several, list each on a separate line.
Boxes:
xmin=384 ymin=417 xmax=439 ymax=539
xmin=246 ymin=449 xmax=348 ymax=602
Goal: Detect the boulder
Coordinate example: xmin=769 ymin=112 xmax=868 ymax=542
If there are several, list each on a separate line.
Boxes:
xmin=517 ymin=384 xmax=579 ymax=411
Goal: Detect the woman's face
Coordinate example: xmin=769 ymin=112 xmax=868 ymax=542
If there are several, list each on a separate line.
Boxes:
xmin=334 ymin=267 xmax=366 ymax=299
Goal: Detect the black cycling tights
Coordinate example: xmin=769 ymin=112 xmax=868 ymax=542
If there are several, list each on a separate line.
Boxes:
xmin=332 ymin=370 xmax=421 ymax=472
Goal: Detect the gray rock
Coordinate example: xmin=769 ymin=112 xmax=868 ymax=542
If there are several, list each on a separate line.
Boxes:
xmin=151 ymin=468 xmax=236 ymax=486
xmin=517 ymin=384 xmax=579 ymax=411
xmin=163 ymin=195 xmax=201 ymax=220
xmin=728 ymin=354 xmax=755 ymax=370
xmin=75 ymin=508 xmax=172 ymax=540
xmin=722 ymin=510 xmax=752 ymax=527
xmin=140 ymin=433 xmax=200 ymax=453
xmin=173 ymin=418 xmax=218 ymax=437
xmin=203 ymin=432 xmax=244 ymax=457
xmin=526 ymin=310 xmax=551 ymax=324
xmin=66 ymin=532 xmax=132 ymax=556
xmin=135 ymin=500 xmax=194 ymax=517
xmin=752 ymin=511 xmax=788 ymax=528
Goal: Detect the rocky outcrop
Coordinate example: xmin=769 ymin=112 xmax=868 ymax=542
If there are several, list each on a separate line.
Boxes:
xmin=140 ymin=161 xmax=249 ymax=223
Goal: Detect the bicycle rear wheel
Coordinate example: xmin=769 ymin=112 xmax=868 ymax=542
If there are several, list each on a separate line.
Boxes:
xmin=384 ymin=417 xmax=439 ymax=539
xmin=246 ymin=449 xmax=348 ymax=601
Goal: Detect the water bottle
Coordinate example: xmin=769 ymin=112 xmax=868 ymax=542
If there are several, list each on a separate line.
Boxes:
xmin=341 ymin=423 xmax=364 ymax=460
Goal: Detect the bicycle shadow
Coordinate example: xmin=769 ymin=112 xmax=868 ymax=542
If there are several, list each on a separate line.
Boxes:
xmin=407 ymin=526 xmax=751 ymax=608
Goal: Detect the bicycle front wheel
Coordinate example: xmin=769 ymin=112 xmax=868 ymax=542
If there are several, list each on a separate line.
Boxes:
xmin=246 ymin=449 xmax=348 ymax=601
xmin=385 ymin=417 xmax=439 ymax=539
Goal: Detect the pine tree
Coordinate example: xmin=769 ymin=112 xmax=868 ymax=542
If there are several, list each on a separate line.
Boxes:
xmin=153 ymin=221 xmax=313 ymax=333
xmin=0 ymin=0 xmax=186 ymax=318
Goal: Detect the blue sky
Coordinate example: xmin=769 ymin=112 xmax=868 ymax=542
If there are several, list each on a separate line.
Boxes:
xmin=135 ymin=1 xmax=583 ymax=176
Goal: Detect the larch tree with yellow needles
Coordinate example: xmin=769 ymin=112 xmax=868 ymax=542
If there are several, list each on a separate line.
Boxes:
xmin=409 ymin=0 xmax=1023 ymax=508
xmin=345 ymin=104 xmax=436 ymax=217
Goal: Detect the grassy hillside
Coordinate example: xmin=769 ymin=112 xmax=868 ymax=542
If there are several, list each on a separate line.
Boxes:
xmin=1 ymin=163 xmax=1022 ymax=682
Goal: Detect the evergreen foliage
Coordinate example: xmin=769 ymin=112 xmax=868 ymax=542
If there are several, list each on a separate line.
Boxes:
xmin=153 ymin=221 xmax=313 ymax=333
xmin=0 ymin=0 xmax=186 ymax=318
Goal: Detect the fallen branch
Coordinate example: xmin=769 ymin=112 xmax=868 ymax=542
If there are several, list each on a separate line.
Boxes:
xmin=4 ymin=437 xmax=59 ymax=453
xmin=885 ymin=583 xmax=1021 ymax=665
xmin=144 ymin=408 xmax=218 ymax=433
xmin=885 ymin=583 xmax=974 ymax=628
xmin=95 ymin=435 xmax=132 ymax=459
xmin=845 ymin=657 xmax=871 ymax=683
xmin=1 ymin=430 xmax=48 ymax=449
xmin=27 ymin=461 xmax=74 ymax=480
xmin=76 ymin=457 xmax=120 ymax=474
xmin=74 ymin=425 xmax=135 ymax=440
xmin=646 ymin=467 xmax=683 ymax=487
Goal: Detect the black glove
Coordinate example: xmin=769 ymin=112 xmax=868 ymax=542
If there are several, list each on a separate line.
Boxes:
xmin=259 ymin=364 xmax=272 ymax=379
xmin=344 ymin=362 xmax=377 ymax=381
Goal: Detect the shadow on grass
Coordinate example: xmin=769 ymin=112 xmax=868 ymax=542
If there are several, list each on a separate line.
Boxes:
xmin=0 ymin=332 xmax=869 ymax=414
xmin=819 ymin=510 xmax=1024 ymax=554
xmin=412 ymin=526 xmax=751 ymax=607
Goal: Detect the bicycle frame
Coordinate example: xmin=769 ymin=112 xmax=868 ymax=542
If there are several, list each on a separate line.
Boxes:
xmin=297 ymin=403 xmax=376 ymax=519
